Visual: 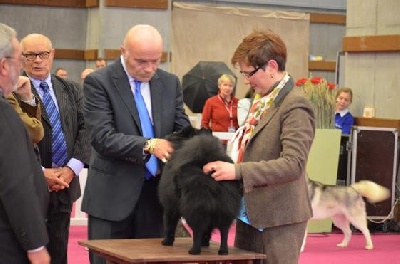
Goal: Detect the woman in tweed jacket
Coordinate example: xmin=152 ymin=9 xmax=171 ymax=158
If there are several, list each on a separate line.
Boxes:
xmin=203 ymin=29 xmax=315 ymax=264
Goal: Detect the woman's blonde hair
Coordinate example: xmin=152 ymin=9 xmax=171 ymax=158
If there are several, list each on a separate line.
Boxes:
xmin=218 ymin=74 xmax=236 ymax=86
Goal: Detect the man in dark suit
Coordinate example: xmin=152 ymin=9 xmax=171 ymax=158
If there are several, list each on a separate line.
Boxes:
xmin=0 ymin=23 xmax=50 ymax=264
xmin=82 ymin=24 xmax=190 ymax=264
xmin=19 ymin=33 xmax=90 ymax=264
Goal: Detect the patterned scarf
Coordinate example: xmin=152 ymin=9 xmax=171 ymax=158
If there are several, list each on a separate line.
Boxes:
xmin=230 ymin=72 xmax=290 ymax=163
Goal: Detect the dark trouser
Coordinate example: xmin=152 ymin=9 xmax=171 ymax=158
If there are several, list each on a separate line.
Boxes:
xmin=47 ymin=192 xmax=73 ymax=264
xmin=235 ymin=220 xmax=307 ymax=264
xmin=88 ymin=178 xmax=164 ymax=264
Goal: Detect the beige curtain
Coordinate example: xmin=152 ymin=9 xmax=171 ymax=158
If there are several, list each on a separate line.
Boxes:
xmin=171 ymin=2 xmax=310 ymax=117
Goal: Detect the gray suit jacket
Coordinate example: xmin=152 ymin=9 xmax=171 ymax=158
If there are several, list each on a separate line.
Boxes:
xmin=0 ymin=95 xmax=48 ymax=263
xmin=82 ymin=58 xmax=190 ymax=221
xmin=236 ymin=77 xmax=315 ymax=229
xmin=18 ymin=74 xmax=90 ymax=204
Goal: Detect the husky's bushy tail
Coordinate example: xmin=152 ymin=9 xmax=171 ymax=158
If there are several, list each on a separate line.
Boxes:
xmin=351 ymin=180 xmax=390 ymax=203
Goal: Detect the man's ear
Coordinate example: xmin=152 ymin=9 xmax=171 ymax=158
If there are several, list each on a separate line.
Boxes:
xmin=0 ymin=58 xmax=9 ymax=76
xmin=49 ymin=48 xmax=55 ymax=60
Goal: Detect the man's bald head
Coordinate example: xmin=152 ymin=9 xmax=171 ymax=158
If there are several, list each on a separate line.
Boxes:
xmin=120 ymin=25 xmax=163 ymax=82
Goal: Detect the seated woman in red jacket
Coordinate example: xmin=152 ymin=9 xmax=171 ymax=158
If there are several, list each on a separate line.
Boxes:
xmin=201 ymin=74 xmax=239 ymax=144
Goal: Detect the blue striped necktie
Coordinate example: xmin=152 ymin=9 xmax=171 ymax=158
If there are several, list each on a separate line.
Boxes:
xmin=133 ymin=80 xmax=158 ymax=179
xmin=40 ymin=81 xmax=68 ymax=167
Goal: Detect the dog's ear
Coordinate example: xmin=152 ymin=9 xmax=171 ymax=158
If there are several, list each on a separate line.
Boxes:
xmin=181 ymin=125 xmax=196 ymax=138
xmin=171 ymin=125 xmax=197 ymax=139
xmin=199 ymin=127 xmax=212 ymax=135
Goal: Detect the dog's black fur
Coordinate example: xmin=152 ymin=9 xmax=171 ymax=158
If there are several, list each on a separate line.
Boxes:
xmin=158 ymin=126 xmax=242 ymax=255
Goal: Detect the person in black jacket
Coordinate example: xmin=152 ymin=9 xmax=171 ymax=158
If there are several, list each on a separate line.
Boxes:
xmin=0 ymin=22 xmax=50 ymax=264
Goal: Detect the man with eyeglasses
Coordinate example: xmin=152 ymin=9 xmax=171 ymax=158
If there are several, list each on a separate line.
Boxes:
xmin=17 ymin=33 xmax=90 ymax=264
xmin=0 ymin=22 xmax=50 ymax=264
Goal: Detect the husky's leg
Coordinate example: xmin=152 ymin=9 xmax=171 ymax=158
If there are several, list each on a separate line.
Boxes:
xmin=348 ymin=211 xmax=373 ymax=250
xmin=332 ymin=214 xmax=352 ymax=247
xmin=300 ymin=226 xmax=308 ymax=252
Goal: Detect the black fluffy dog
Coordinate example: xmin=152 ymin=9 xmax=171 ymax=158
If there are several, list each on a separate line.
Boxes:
xmin=158 ymin=126 xmax=242 ymax=255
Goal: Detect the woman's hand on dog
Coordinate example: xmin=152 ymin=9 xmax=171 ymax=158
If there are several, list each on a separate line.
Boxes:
xmin=152 ymin=138 xmax=173 ymax=163
xmin=203 ymin=161 xmax=236 ymax=181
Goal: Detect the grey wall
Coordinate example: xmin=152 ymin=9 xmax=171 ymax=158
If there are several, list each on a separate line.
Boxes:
xmin=310 ymin=23 xmax=346 ymax=82
xmin=0 ymin=0 xmax=345 ymax=84
xmin=175 ymin=1 xmax=346 ymax=83
xmin=345 ymin=0 xmax=400 ymax=119
xmin=0 ymin=4 xmax=87 ymax=83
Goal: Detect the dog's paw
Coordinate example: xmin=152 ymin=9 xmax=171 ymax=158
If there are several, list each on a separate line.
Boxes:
xmin=161 ymin=238 xmax=174 ymax=246
xmin=218 ymin=249 xmax=228 ymax=255
xmin=201 ymin=240 xmax=210 ymax=247
xmin=188 ymin=248 xmax=201 ymax=255
xmin=365 ymin=244 xmax=373 ymax=250
xmin=337 ymin=242 xmax=348 ymax=247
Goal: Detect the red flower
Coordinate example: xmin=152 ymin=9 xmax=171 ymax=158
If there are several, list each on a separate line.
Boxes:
xmin=310 ymin=77 xmax=322 ymax=84
xmin=295 ymin=78 xmax=308 ymax=86
xmin=327 ymin=83 xmax=336 ymax=90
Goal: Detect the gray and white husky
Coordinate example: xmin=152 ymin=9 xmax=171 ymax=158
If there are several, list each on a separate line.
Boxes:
xmin=301 ymin=178 xmax=390 ymax=251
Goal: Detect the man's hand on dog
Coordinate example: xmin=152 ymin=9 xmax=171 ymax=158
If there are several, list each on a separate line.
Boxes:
xmin=203 ymin=161 xmax=236 ymax=181
xmin=153 ymin=138 xmax=173 ymax=163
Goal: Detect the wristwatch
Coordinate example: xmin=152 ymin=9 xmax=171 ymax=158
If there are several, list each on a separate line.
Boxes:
xmin=144 ymin=140 xmax=151 ymax=154
xmin=144 ymin=139 xmax=157 ymax=154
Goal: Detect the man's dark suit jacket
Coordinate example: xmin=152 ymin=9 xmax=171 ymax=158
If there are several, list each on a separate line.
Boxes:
xmin=82 ymin=58 xmax=190 ymax=222
xmin=18 ymin=75 xmax=90 ymax=203
xmin=0 ymin=94 xmax=49 ymax=263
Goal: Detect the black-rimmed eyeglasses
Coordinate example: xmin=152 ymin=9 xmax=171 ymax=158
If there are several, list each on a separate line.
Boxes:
xmin=240 ymin=67 xmax=261 ymax=78
xmin=22 ymin=51 xmax=51 ymax=61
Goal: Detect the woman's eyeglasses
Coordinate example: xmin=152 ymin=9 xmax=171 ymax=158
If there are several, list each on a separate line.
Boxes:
xmin=240 ymin=67 xmax=261 ymax=78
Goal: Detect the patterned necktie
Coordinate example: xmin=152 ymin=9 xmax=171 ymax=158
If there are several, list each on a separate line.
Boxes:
xmin=40 ymin=81 xmax=68 ymax=167
xmin=133 ymin=80 xmax=158 ymax=179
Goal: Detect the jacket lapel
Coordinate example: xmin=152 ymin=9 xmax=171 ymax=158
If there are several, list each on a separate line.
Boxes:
xmin=251 ymin=77 xmax=294 ymax=138
xmin=51 ymin=76 xmax=69 ymax=122
xmin=112 ymin=59 xmax=163 ymax=137
xmin=112 ymin=59 xmax=142 ymax=129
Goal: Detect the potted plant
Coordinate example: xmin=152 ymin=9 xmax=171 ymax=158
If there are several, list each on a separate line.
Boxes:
xmin=296 ymin=76 xmax=341 ymax=233
xmin=295 ymin=76 xmax=337 ymax=129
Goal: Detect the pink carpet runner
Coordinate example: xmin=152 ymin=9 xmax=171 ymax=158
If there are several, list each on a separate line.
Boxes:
xmin=68 ymin=225 xmax=400 ymax=264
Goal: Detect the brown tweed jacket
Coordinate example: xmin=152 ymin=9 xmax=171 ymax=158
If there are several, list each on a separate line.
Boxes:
xmin=7 ymin=93 xmax=43 ymax=144
xmin=235 ymin=77 xmax=315 ymax=229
